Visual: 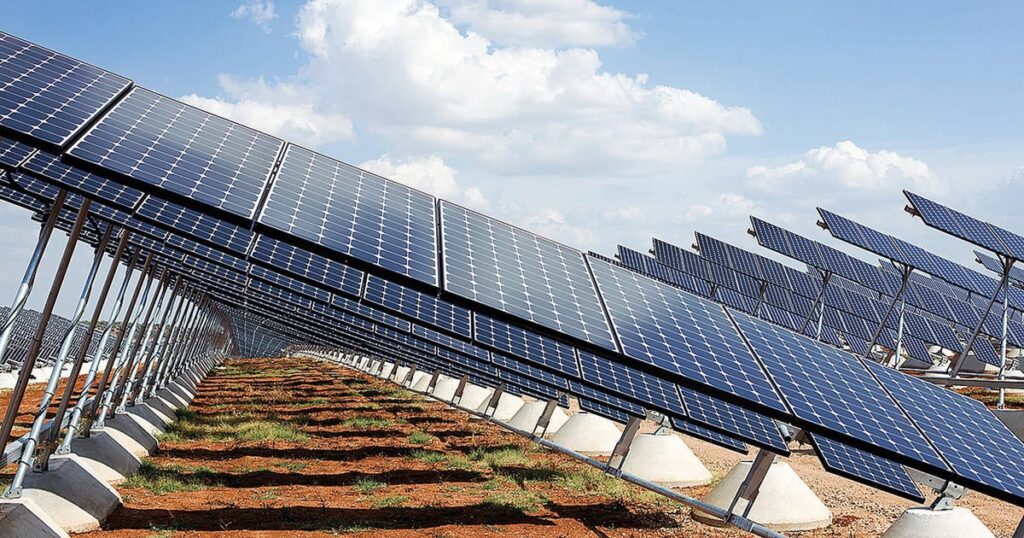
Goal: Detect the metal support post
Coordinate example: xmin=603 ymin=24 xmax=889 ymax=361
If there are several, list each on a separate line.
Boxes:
xmin=952 ymin=266 xmax=1011 ymax=378
xmin=0 ymin=190 xmax=65 ymax=368
xmin=999 ymin=288 xmax=1011 ymax=409
xmin=115 ymin=272 xmax=173 ymax=412
xmin=452 ymin=374 xmax=468 ymax=405
xmin=893 ymin=299 xmax=907 ymax=368
xmin=724 ymin=449 xmax=776 ymax=521
xmin=865 ymin=264 xmax=912 ymax=359
xmin=799 ymin=271 xmax=831 ymax=335
xmin=108 ymin=268 xmax=166 ymax=416
xmin=139 ymin=286 xmax=190 ymax=401
xmin=606 ymin=416 xmax=643 ymax=471
xmin=483 ymin=382 xmax=505 ymax=416
xmin=534 ymin=397 xmax=560 ymax=437
xmin=1 ymin=199 xmax=90 ymax=498
xmin=752 ymin=281 xmax=768 ymax=317
xmin=81 ymin=252 xmax=154 ymax=436
xmin=129 ymin=277 xmax=183 ymax=405
xmin=56 ymin=238 xmax=136 ymax=454
xmin=426 ymin=368 xmax=441 ymax=392
xmin=153 ymin=297 xmax=198 ymax=391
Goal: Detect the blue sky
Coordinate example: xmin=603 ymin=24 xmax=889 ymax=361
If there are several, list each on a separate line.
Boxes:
xmin=1 ymin=0 xmax=1023 ymax=315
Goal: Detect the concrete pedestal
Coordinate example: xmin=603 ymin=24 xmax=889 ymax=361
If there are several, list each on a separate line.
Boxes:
xmin=0 ymin=498 xmax=68 ymax=537
xmin=692 ymin=461 xmax=831 ymax=531
xmin=378 ymin=362 xmax=395 ymax=379
xmin=0 ymin=372 xmax=15 ymax=389
xmin=105 ymin=414 xmax=158 ymax=457
xmin=476 ymin=392 xmax=526 ymax=421
xmin=429 ymin=376 xmax=459 ymax=401
xmin=69 ymin=429 xmax=143 ymax=484
xmin=455 ymin=384 xmax=493 ymax=411
xmin=409 ymin=372 xmax=432 ymax=392
xmin=16 ymin=454 xmax=121 ymax=533
xmin=619 ymin=433 xmax=712 ymax=487
xmin=882 ymin=507 xmax=994 ymax=538
xmin=504 ymin=401 xmax=569 ymax=435
xmin=549 ymin=412 xmax=622 ymax=455
xmin=126 ymin=402 xmax=171 ymax=436
xmin=391 ymin=366 xmax=411 ymax=384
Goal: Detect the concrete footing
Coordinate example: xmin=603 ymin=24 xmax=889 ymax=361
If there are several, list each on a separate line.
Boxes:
xmin=378 ymin=362 xmax=395 ymax=379
xmin=692 ymin=461 xmax=831 ymax=531
xmin=104 ymin=413 xmax=159 ymax=457
xmin=0 ymin=372 xmax=15 ymax=389
xmin=16 ymin=454 xmax=121 ymax=533
xmin=475 ymin=392 xmax=525 ymax=421
xmin=619 ymin=433 xmax=712 ymax=487
xmin=455 ymin=384 xmax=493 ymax=411
xmin=0 ymin=498 xmax=68 ymax=537
xmin=125 ymin=402 xmax=171 ymax=436
xmin=409 ymin=371 xmax=432 ymax=392
xmin=429 ymin=376 xmax=459 ymax=401
xmin=391 ymin=366 xmax=410 ymax=383
xmin=549 ymin=412 xmax=622 ymax=455
xmin=69 ymin=429 xmax=143 ymax=484
xmin=882 ymin=507 xmax=995 ymax=538
xmin=504 ymin=401 xmax=569 ymax=435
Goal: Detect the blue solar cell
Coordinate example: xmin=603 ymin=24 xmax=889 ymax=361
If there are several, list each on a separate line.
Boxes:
xmin=0 ymin=137 xmax=32 ymax=168
xmin=259 ymin=145 xmax=437 ymax=285
xmin=136 ymin=197 xmax=253 ymax=254
xmin=577 ymin=350 xmax=685 ymax=417
xmin=19 ymin=150 xmax=143 ymax=209
xmin=577 ymin=397 xmax=637 ymax=424
xmin=374 ymin=325 xmax=437 ymax=355
xmin=616 ymin=245 xmax=714 ymax=298
xmin=976 ymin=250 xmax=1024 ymax=285
xmin=970 ymin=336 xmax=1001 ymax=367
xmin=667 ymin=416 xmax=748 ymax=453
xmin=493 ymin=366 xmax=567 ymax=404
xmin=474 ymin=314 xmax=579 ymax=377
xmin=901 ymin=336 xmax=933 ymax=365
xmin=0 ymin=172 xmax=48 ymax=212
xmin=441 ymin=201 xmax=616 ymax=351
xmin=247 ymin=278 xmax=312 ymax=310
xmin=679 ymin=387 xmax=789 ymax=454
xmin=333 ymin=294 xmax=411 ymax=332
xmin=67 ymin=87 xmax=282 ymax=219
xmin=363 ymin=275 xmax=471 ymax=338
xmin=906 ymin=191 xmax=1023 ymax=261
xmin=168 ymin=235 xmax=248 ymax=272
xmin=411 ymin=323 xmax=490 ymax=362
xmin=249 ymin=264 xmax=331 ymax=303
xmin=0 ymin=32 xmax=132 ymax=148
xmin=731 ymin=311 xmax=947 ymax=471
xmin=490 ymin=351 xmax=569 ymax=389
xmin=809 ymin=433 xmax=923 ymax=502
xmin=249 ymin=235 xmax=363 ymax=297
xmin=437 ymin=347 xmax=497 ymax=377
xmin=866 ymin=360 xmax=1024 ymax=504
xmin=587 ymin=255 xmax=787 ymax=414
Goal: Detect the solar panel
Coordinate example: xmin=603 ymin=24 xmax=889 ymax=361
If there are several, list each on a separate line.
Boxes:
xmin=248 ymin=265 xmax=331 ymax=303
xmin=730 ymin=310 xmax=947 ymax=472
xmin=474 ymin=314 xmax=579 ymax=377
xmin=19 ymin=150 xmax=143 ymax=209
xmin=678 ymin=388 xmax=788 ymax=454
xmin=258 ymin=144 xmax=437 ymax=285
xmin=0 ymin=172 xmax=49 ymax=212
xmin=976 ymin=250 xmax=1024 ymax=285
xmin=168 ymin=235 xmax=248 ymax=272
xmin=332 ymin=293 xmax=411 ymax=332
xmin=587 ymin=255 xmax=787 ymax=414
xmin=249 ymin=235 xmax=363 ymax=297
xmin=66 ymin=86 xmax=282 ymax=220
xmin=577 ymin=350 xmax=685 ymax=417
xmin=363 ymin=275 xmax=471 ymax=338
xmin=667 ymin=416 xmax=748 ymax=453
xmin=906 ymin=191 xmax=1024 ymax=262
xmin=0 ymin=137 xmax=33 ymax=168
xmin=865 ymin=360 xmax=1024 ymax=504
xmin=577 ymin=397 xmax=636 ymax=424
xmin=0 ymin=32 xmax=132 ymax=148
xmin=411 ymin=323 xmax=490 ymax=362
xmin=441 ymin=201 xmax=616 ymax=351
xmin=136 ymin=197 xmax=254 ymax=254
xmin=808 ymin=433 xmax=924 ymax=502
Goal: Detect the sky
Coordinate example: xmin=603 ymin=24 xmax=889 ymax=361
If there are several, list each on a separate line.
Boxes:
xmin=1 ymin=0 xmax=1023 ymax=318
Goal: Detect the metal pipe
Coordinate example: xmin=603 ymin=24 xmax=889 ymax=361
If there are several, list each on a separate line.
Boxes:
xmin=1 ymin=199 xmax=90 ymax=498
xmin=150 ymin=294 xmax=196 ymax=395
xmin=56 ymin=239 xmax=136 ymax=453
xmin=136 ymin=284 xmax=188 ymax=403
xmin=113 ymin=271 xmax=171 ymax=413
xmin=952 ymin=269 xmax=1010 ymax=378
xmin=999 ymin=288 xmax=1010 ymax=409
xmin=893 ymin=299 xmax=906 ymax=368
xmin=0 ymin=190 xmax=66 ymax=367
xmin=41 ymin=229 xmax=128 ymax=465
xmin=865 ymin=265 xmax=912 ymax=359
xmin=81 ymin=252 xmax=153 ymax=436
xmin=799 ymin=271 xmax=831 ymax=335
xmin=163 ymin=300 xmax=202 ymax=382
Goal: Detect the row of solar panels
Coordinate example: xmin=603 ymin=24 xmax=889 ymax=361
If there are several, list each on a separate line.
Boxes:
xmin=3 ymin=29 xmax=1024 ymax=511
xmin=0 ymin=306 xmax=115 ymax=371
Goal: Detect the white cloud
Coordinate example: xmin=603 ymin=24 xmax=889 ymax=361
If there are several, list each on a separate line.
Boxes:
xmin=747 ymin=140 xmax=945 ymax=195
xmin=683 ymin=192 xmax=755 ymax=223
xmin=603 ymin=205 xmax=642 ymax=222
xmin=181 ymin=76 xmax=354 ymax=148
xmin=230 ymin=1 xmax=278 ymax=31
xmin=197 ymin=0 xmax=760 ymax=175
xmin=359 ymin=154 xmax=489 ymax=210
xmin=520 ymin=207 xmax=597 ymax=248
xmin=438 ymin=0 xmax=638 ymax=48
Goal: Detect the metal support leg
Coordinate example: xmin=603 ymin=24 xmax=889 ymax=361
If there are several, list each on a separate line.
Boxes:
xmin=426 ymin=369 xmax=441 ymax=392
xmin=893 ymin=299 xmax=906 ymax=368
xmin=534 ymin=397 xmax=560 ymax=437
xmin=952 ymin=266 xmax=1010 ymax=378
xmin=0 ymin=190 xmax=65 ymax=368
xmin=752 ymin=281 xmax=768 ymax=318
xmin=2 ymin=199 xmax=90 ymax=498
xmin=483 ymin=382 xmax=505 ymax=417
xmin=137 ymin=285 xmax=188 ymax=403
xmin=865 ymin=265 xmax=912 ymax=359
xmin=799 ymin=271 xmax=831 ymax=335
xmin=56 ymin=239 xmax=136 ymax=454
xmin=725 ymin=449 xmax=776 ymax=520
xmin=81 ymin=252 xmax=154 ymax=437
xmin=999 ymin=290 xmax=1010 ymax=409
xmin=606 ymin=416 xmax=643 ymax=472
xmin=118 ymin=274 xmax=176 ymax=410
xmin=452 ymin=374 xmax=468 ymax=405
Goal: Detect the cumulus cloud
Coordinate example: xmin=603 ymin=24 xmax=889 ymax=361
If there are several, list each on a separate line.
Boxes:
xmin=683 ymin=192 xmax=755 ymax=223
xmin=746 ymin=140 xmax=945 ymax=195
xmin=438 ymin=0 xmax=638 ymax=48
xmin=603 ymin=205 xmax=642 ymax=222
xmin=359 ymin=154 xmax=489 ymax=210
xmin=230 ymin=1 xmax=278 ymax=31
xmin=520 ymin=207 xmax=597 ymax=248
xmin=194 ymin=0 xmax=760 ymax=175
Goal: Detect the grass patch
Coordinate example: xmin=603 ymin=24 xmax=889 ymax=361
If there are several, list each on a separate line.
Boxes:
xmin=253 ymin=488 xmax=280 ymax=500
xmin=121 ymin=461 xmax=221 ymax=495
xmin=446 ymin=455 xmax=474 ymax=470
xmin=293 ymin=397 xmax=329 ymax=409
xmin=483 ymin=490 xmax=547 ymax=513
xmin=354 ymin=478 xmax=386 ymax=494
xmin=407 ymin=432 xmax=434 ymax=445
xmin=158 ymin=410 xmax=309 ymax=443
xmin=468 ymin=446 xmax=528 ymax=468
xmin=342 ymin=416 xmax=392 ymax=429
xmin=409 ymin=449 xmax=446 ymax=463
xmin=554 ymin=466 xmax=657 ymax=502
xmin=372 ymin=495 xmax=409 ymax=508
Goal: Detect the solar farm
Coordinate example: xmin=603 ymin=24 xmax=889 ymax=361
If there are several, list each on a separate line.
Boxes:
xmin=1 ymin=28 xmax=1024 ymax=538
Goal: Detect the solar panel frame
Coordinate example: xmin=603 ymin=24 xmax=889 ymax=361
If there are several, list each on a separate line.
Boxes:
xmin=808 ymin=432 xmax=924 ymax=502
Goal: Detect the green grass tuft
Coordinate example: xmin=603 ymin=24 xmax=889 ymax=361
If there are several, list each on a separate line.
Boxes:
xmin=354 ymin=478 xmax=386 ymax=494
xmin=409 ymin=449 xmax=446 ymax=463
xmin=407 ymin=431 xmax=434 ymax=445
xmin=371 ymin=495 xmax=408 ymax=508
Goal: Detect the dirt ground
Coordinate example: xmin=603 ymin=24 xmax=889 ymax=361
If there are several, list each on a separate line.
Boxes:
xmin=31 ymin=357 xmax=1009 ymax=538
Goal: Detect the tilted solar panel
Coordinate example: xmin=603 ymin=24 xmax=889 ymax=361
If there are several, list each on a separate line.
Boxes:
xmin=730 ymin=310 xmax=948 ymax=473
xmin=259 ymin=144 xmax=437 ymax=286
xmin=808 ymin=433 xmax=924 ymax=502
xmin=363 ymin=275 xmax=471 ymax=338
xmin=412 ymin=323 xmax=490 ymax=362
xmin=475 ymin=314 xmax=579 ymax=377
xmin=249 ymin=235 xmax=363 ymax=298
xmin=441 ymin=201 xmax=617 ymax=351
xmin=679 ymin=387 xmax=788 ymax=454
xmin=0 ymin=137 xmax=33 ymax=168
xmin=906 ymin=191 xmax=1024 ymax=262
xmin=67 ymin=87 xmax=283 ymax=220
xmin=0 ymin=32 xmax=132 ymax=148
xmin=587 ymin=255 xmax=788 ymax=414
xmin=136 ymin=197 xmax=254 ymax=254
xmin=20 ymin=150 xmax=143 ymax=209
xmin=976 ymin=250 xmax=1024 ymax=285
xmin=577 ymin=350 xmax=685 ymax=417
